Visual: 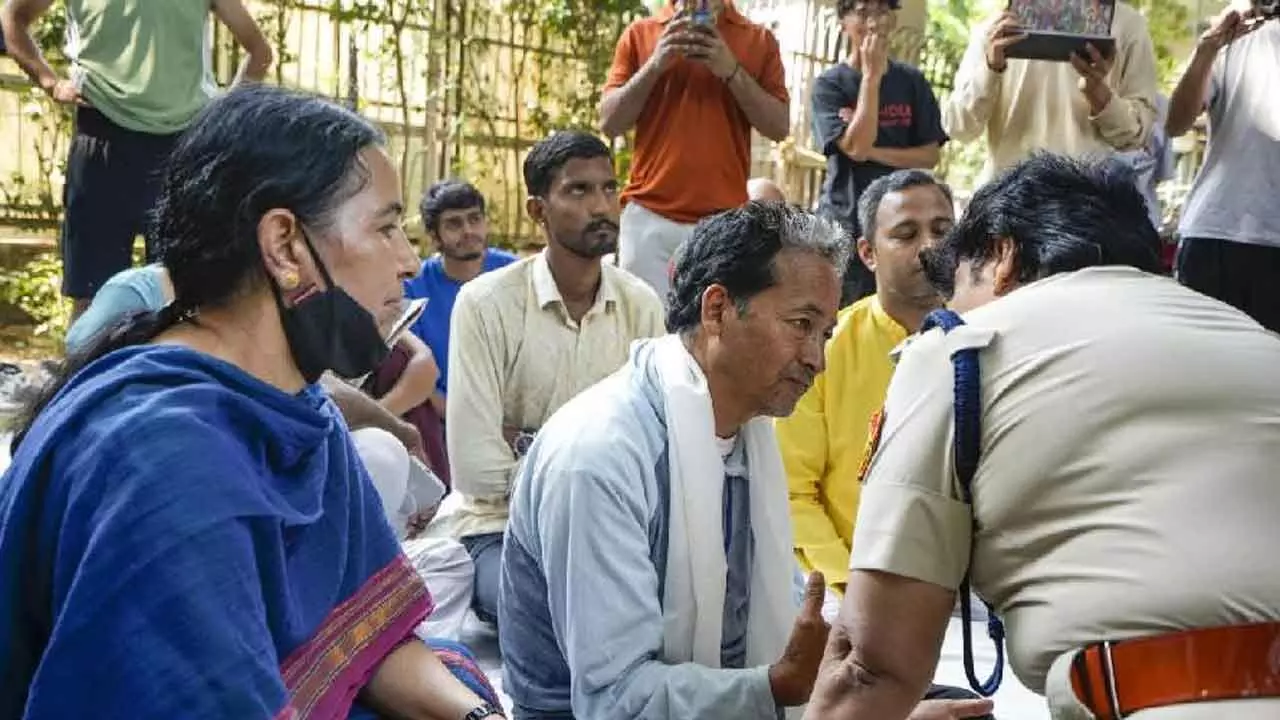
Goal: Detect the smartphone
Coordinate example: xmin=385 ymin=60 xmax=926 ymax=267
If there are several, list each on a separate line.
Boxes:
xmin=691 ymin=0 xmax=712 ymax=25
xmin=385 ymin=297 xmax=426 ymax=347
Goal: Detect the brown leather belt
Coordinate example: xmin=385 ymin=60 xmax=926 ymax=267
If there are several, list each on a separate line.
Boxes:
xmin=1070 ymin=622 xmax=1280 ymax=719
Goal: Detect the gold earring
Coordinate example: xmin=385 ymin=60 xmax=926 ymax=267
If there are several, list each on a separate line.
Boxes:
xmin=281 ymin=270 xmax=300 ymax=290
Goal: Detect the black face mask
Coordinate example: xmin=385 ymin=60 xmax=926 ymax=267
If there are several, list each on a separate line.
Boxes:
xmin=273 ymin=231 xmax=389 ymax=384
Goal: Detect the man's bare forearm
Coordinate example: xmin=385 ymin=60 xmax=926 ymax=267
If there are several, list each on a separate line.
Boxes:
xmin=726 ymin=66 xmax=789 ymax=141
xmin=867 ymin=144 xmax=940 ymax=169
xmin=839 ymin=82 xmax=881 ymax=160
xmin=1166 ymin=46 xmax=1216 ymax=138
xmin=0 ymin=3 xmax=59 ymax=91
xmin=599 ymin=61 xmax=663 ymax=137
xmin=804 ymin=654 xmax=927 ymax=719
xmin=231 ymin=51 xmax=272 ymax=85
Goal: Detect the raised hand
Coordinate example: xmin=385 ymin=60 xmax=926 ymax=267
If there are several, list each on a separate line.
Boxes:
xmin=860 ymin=32 xmax=890 ymax=79
xmin=984 ymin=11 xmax=1027 ymax=72
xmin=769 ymin=571 xmax=831 ymax=706
xmin=681 ymin=23 xmax=741 ymax=80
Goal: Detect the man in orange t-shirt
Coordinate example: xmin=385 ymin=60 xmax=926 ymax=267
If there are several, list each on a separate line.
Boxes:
xmin=600 ymin=0 xmax=790 ymax=301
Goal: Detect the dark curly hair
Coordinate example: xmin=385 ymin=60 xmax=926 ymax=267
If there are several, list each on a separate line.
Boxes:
xmin=919 ymin=152 xmax=1162 ymax=299
xmin=13 ymin=84 xmax=384 ymax=450
xmin=667 ymin=202 xmax=850 ymax=334
xmin=420 ymin=179 xmax=485 ymax=235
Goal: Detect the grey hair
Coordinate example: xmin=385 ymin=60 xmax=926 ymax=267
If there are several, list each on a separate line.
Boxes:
xmin=666 ymin=201 xmax=852 ymax=333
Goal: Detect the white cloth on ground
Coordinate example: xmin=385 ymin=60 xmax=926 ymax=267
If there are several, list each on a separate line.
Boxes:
xmin=351 ymin=427 xmax=474 ymax=641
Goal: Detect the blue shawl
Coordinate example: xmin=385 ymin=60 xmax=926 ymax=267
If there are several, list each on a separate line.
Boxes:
xmin=0 ymin=345 xmax=432 ymax=719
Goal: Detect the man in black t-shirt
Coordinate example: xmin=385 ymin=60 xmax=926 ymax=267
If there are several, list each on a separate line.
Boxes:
xmin=811 ymin=0 xmax=948 ymax=305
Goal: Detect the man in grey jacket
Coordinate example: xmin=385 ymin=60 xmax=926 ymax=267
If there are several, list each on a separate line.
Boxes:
xmin=497 ymin=201 xmax=995 ymax=720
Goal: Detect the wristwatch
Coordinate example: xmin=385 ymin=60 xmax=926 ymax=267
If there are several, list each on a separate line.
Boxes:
xmin=462 ymin=702 xmax=504 ymax=720
xmin=512 ymin=430 xmax=537 ymax=457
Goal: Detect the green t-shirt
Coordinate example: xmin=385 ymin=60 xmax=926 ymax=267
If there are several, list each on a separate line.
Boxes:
xmin=67 ymin=0 xmax=216 ymax=135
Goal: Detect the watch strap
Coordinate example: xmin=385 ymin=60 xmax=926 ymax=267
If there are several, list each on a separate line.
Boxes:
xmin=462 ymin=702 xmax=503 ymax=720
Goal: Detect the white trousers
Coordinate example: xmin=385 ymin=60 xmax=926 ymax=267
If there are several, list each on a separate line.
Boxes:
xmin=618 ymin=202 xmax=697 ymax=303
xmin=351 ymin=427 xmax=476 ymax=641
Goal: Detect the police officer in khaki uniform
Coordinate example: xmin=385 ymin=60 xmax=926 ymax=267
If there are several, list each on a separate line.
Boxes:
xmin=803 ymin=153 xmax=1280 ymax=720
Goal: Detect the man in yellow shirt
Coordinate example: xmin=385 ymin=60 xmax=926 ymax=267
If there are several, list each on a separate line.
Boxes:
xmin=776 ymin=169 xmax=954 ymax=593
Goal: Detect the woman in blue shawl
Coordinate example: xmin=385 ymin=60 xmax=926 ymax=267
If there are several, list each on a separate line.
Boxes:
xmin=0 ymin=86 xmax=503 ymax=720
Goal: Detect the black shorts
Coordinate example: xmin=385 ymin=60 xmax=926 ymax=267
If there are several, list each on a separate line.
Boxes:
xmin=1176 ymin=236 xmax=1280 ymax=333
xmin=60 ymin=107 xmax=180 ymax=299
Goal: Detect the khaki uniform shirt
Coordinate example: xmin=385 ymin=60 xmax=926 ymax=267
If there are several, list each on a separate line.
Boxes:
xmin=442 ymin=252 xmax=665 ymax=538
xmin=850 ymin=267 xmax=1280 ymax=701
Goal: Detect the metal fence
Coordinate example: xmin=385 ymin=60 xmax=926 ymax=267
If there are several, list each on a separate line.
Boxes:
xmin=0 ymin=0 xmax=633 ymax=247
xmin=0 ymin=0 xmax=965 ymax=245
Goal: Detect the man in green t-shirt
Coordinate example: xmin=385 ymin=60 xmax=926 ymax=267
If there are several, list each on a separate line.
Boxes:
xmin=0 ymin=0 xmax=273 ymax=319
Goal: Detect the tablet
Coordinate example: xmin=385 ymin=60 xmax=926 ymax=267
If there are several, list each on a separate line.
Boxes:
xmin=1006 ymin=0 xmax=1117 ymax=62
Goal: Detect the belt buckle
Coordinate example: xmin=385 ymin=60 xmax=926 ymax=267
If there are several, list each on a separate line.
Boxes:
xmin=1101 ymin=640 xmax=1125 ymax=720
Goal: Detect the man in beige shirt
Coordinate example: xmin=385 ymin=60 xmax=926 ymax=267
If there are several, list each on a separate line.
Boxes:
xmin=804 ymin=153 xmax=1280 ymax=719
xmin=944 ymin=4 xmax=1158 ymax=181
xmin=439 ymin=130 xmax=665 ymax=628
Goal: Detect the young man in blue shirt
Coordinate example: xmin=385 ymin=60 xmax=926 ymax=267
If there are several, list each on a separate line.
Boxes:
xmin=810 ymin=0 xmax=947 ymax=306
xmin=404 ymin=180 xmax=517 ymax=416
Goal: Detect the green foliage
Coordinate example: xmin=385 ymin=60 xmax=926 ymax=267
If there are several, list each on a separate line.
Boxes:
xmin=0 ymin=0 xmax=73 ymax=229
xmin=0 ymin=253 xmax=70 ymax=339
xmin=1132 ymin=0 xmax=1192 ymax=84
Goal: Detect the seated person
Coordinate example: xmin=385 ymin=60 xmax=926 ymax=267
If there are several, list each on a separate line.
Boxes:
xmin=438 ymin=130 xmax=664 ymax=630
xmin=65 ymin=262 xmax=440 ymax=477
xmin=362 ymin=331 xmax=452 ymax=487
xmin=58 ymin=147 xmax=475 ymax=649
xmin=404 ymin=179 xmax=518 ymax=419
xmin=0 ymin=85 xmax=501 ymax=718
xmin=776 ymin=170 xmax=954 ymax=597
xmin=806 ymin=153 xmax=1280 ymax=719
xmin=498 ymin=201 xmax=993 ymax=720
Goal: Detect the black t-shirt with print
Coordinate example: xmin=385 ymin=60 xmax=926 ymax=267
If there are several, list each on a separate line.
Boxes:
xmin=811 ymin=60 xmax=947 ymax=237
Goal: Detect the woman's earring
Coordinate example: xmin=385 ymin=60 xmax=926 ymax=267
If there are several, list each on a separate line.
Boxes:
xmin=280 ymin=270 xmax=300 ymax=291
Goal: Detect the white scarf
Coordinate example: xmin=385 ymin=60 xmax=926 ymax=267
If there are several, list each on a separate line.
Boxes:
xmin=651 ymin=334 xmax=797 ymax=676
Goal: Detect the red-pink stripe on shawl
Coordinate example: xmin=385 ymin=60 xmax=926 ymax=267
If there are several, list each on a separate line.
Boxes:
xmin=278 ymin=553 xmax=434 ymax=719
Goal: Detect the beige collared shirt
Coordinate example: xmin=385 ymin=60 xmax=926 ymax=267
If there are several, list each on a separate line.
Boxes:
xmin=944 ymin=2 xmax=1158 ymax=183
xmin=443 ymin=251 xmax=665 ymax=538
xmin=850 ymin=267 xmax=1280 ymax=694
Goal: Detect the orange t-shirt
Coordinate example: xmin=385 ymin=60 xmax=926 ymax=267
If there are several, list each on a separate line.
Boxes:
xmin=604 ymin=2 xmax=789 ymax=224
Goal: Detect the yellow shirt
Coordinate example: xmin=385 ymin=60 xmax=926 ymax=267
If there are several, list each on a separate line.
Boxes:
xmin=775 ymin=295 xmax=907 ymax=589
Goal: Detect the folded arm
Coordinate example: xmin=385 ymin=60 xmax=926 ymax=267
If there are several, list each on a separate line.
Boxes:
xmin=866 ymin=145 xmax=941 ymax=170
